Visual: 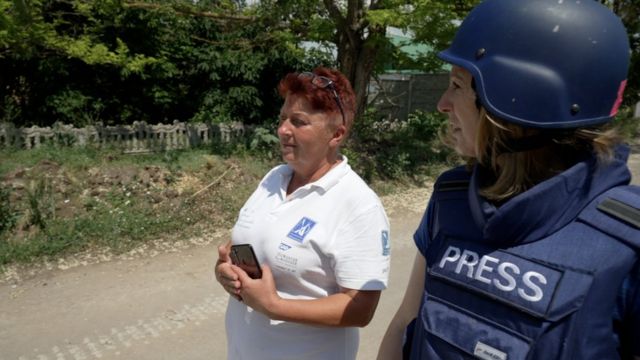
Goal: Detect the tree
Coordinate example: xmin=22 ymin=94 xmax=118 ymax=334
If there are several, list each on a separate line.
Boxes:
xmin=0 ymin=0 xmax=486 ymax=126
xmin=601 ymin=0 xmax=640 ymax=106
xmin=0 ymin=0 xmax=314 ymax=126
xmin=251 ymin=0 xmax=478 ymax=120
xmin=0 ymin=0 xmax=163 ymax=124
xmin=322 ymin=0 xmax=398 ymax=120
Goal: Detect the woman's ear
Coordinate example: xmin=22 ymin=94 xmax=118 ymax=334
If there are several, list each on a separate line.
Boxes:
xmin=329 ymin=124 xmax=346 ymax=147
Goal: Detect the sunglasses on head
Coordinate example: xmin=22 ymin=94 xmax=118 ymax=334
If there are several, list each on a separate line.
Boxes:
xmin=298 ymin=71 xmax=346 ymax=125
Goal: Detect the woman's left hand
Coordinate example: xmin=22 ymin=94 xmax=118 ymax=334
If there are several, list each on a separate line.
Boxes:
xmin=234 ymin=263 xmax=382 ymax=327
xmin=233 ymin=264 xmax=280 ymax=316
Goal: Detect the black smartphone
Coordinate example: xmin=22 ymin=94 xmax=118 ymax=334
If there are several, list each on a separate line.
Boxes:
xmin=230 ymin=244 xmax=263 ymax=279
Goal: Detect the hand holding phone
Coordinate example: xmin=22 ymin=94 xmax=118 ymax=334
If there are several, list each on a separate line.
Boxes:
xmin=230 ymin=244 xmax=263 ymax=279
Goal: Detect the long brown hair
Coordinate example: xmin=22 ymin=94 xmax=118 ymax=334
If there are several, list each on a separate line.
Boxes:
xmin=446 ymin=109 xmax=621 ymax=202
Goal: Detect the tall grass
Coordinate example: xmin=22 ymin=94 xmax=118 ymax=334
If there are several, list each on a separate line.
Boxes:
xmin=0 ymin=143 xmax=271 ymax=266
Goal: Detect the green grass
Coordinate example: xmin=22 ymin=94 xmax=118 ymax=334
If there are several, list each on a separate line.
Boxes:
xmin=0 ymin=119 xmax=449 ymax=267
xmin=0 ymin=144 xmax=219 ymax=177
xmin=0 ymin=144 xmax=275 ymax=267
xmin=0 ymin=186 xmax=168 ymax=266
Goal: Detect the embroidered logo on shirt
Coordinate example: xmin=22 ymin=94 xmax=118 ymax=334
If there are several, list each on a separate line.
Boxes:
xmin=287 ymin=217 xmax=317 ymax=243
xmin=381 ymin=230 xmax=391 ymax=256
xmin=278 ymin=243 xmax=292 ymax=251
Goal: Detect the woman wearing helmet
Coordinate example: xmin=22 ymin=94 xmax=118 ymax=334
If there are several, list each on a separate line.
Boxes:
xmin=378 ymin=0 xmax=639 ymax=359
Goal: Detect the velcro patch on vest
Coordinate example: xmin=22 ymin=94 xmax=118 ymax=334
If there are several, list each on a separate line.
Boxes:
xmin=437 ymin=179 xmax=470 ymax=192
xmin=474 ymin=341 xmax=508 ymax=360
xmin=579 ymin=186 xmax=640 ymax=250
xmin=430 ymin=239 xmax=563 ymax=317
xmin=597 ymin=197 xmax=640 ymax=229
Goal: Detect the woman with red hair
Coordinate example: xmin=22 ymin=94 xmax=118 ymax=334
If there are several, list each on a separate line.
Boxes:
xmin=215 ymin=67 xmax=391 ymax=359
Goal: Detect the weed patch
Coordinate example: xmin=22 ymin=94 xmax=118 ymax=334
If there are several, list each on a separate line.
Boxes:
xmin=0 ymin=146 xmax=272 ymax=266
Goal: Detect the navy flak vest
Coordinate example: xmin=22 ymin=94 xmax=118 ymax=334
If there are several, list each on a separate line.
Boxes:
xmin=410 ymin=148 xmax=640 ymax=360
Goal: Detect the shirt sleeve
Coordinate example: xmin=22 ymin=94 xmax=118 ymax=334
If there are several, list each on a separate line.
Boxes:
xmin=331 ymin=204 xmax=391 ymax=291
xmin=413 ymin=197 xmax=435 ymax=258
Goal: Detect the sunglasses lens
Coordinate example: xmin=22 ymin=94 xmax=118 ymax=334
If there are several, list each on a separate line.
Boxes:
xmin=299 ymin=72 xmax=331 ymax=88
xmin=311 ymin=76 xmax=331 ymax=88
xmin=298 ymin=72 xmax=314 ymax=79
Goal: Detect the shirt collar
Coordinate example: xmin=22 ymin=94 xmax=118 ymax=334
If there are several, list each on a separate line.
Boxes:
xmin=279 ymin=155 xmax=350 ymax=198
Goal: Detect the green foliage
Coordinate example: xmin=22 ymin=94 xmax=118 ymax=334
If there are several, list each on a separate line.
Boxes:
xmin=0 ymin=143 xmax=98 ymax=177
xmin=1 ymin=0 xmax=466 ymax=128
xmin=0 ymin=121 xmax=453 ymax=265
xmin=210 ymin=122 xmax=280 ymax=160
xmin=0 ymin=184 xmax=19 ymax=238
xmin=0 ymin=0 xmax=312 ymax=127
xmin=46 ymin=89 xmax=105 ymax=126
xmin=24 ymin=178 xmax=55 ymax=231
xmin=367 ymin=6 xmax=412 ymax=29
xmin=405 ymin=0 xmax=481 ymax=73
xmin=0 ymin=188 xmax=186 ymax=265
xmin=600 ymin=0 xmax=640 ymax=106
xmin=613 ymin=105 xmax=640 ymax=140
xmin=0 ymin=145 xmax=264 ymax=265
xmin=345 ymin=109 xmax=452 ymax=181
xmin=249 ymin=125 xmax=280 ymax=160
xmin=2 ymin=0 xmax=635 ymax=131
xmin=1 ymin=95 xmax=21 ymax=123
xmin=75 ymin=190 xmax=178 ymax=249
xmin=205 ymin=108 xmax=453 ymax=181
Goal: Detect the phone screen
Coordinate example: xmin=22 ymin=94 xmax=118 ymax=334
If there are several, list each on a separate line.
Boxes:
xmin=230 ymin=244 xmax=263 ymax=279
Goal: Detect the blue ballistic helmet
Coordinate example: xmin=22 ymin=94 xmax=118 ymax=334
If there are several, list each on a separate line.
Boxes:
xmin=438 ymin=0 xmax=630 ymax=129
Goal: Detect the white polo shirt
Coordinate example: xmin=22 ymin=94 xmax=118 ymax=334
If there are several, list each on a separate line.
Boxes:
xmin=225 ymin=156 xmax=391 ymax=360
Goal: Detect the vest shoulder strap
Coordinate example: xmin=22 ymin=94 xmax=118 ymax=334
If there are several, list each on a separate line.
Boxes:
xmin=579 ymin=185 xmax=640 ymax=250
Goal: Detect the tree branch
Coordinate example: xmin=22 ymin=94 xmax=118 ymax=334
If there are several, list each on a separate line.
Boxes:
xmin=348 ymin=0 xmax=368 ymax=32
xmin=123 ymin=2 xmax=254 ymax=22
xmin=190 ymin=33 xmax=285 ymax=49
xmin=190 ymin=35 xmax=252 ymax=48
xmin=369 ymin=0 xmax=382 ymax=11
xmin=322 ymin=0 xmax=345 ymax=25
xmin=323 ymin=0 xmax=359 ymax=54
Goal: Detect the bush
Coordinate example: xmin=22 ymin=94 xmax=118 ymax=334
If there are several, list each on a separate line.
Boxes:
xmin=613 ymin=105 xmax=639 ymax=141
xmin=206 ymin=110 xmax=454 ymax=182
xmin=210 ymin=122 xmax=280 ymax=161
xmin=0 ymin=185 xmax=19 ymax=238
xmin=46 ymin=89 xmax=105 ymax=127
xmin=25 ymin=179 xmax=56 ymax=231
xmin=248 ymin=124 xmax=280 ymax=160
xmin=345 ymin=109 xmax=452 ymax=181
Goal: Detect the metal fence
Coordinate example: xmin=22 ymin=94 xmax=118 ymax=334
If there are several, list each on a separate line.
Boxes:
xmin=0 ymin=121 xmax=245 ymax=152
xmin=369 ymin=73 xmax=449 ymax=121
xmin=370 ymin=73 xmax=640 ymax=123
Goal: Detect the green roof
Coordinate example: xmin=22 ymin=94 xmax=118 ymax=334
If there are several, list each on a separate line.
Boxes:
xmin=388 ymin=34 xmax=433 ymax=60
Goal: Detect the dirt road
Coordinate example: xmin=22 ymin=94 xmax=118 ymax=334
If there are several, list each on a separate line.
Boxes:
xmin=1 ymin=154 xmax=638 ymax=360
xmin=0 ymin=182 xmax=431 ymax=360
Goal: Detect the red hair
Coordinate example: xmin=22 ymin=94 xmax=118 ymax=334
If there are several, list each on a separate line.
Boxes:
xmin=278 ymin=67 xmax=356 ymax=130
